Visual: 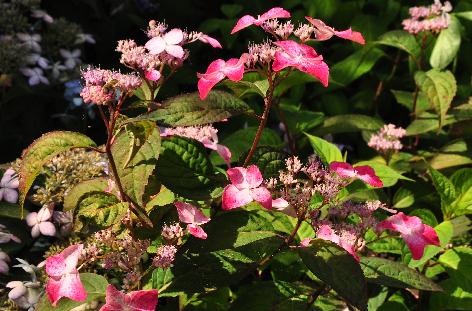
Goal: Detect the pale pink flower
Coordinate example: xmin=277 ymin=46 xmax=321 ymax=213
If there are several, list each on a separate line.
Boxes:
xmin=59 ymin=49 xmax=82 ymax=69
xmin=45 ymin=244 xmax=86 ymax=305
xmin=317 ymin=224 xmax=359 ymax=261
xmin=0 ymin=224 xmax=21 ymax=244
xmin=161 ymin=223 xmax=184 ymax=241
xmin=402 ymin=1 xmax=452 ymax=34
xmin=368 ymin=124 xmax=406 ymax=153
xmin=271 ymin=197 xmax=297 ymax=217
xmin=100 ymin=284 xmax=158 ymax=311
xmin=161 ymin=125 xmax=232 ymax=167
xmin=17 ymin=33 xmax=41 ymax=53
xmin=272 ymin=40 xmax=329 ymax=87
xmin=174 ymin=202 xmax=210 ymax=239
xmin=305 ymin=17 xmax=365 ymax=44
xmin=31 ymin=10 xmax=54 ymax=23
xmin=6 ymin=281 xmax=27 ymax=300
xmin=329 ymin=162 xmax=383 ymax=188
xmin=25 ymin=205 xmax=56 ymax=238
xmin=0 ymin=251 xmax=10 ymax=274
xmin=222 ymin=165 xmax=272 ymax=210
xmin=20 ymin=67 xmax=49 ymax=86
xmin=145 ymin=28 xmax=185 ymax=59
xmin=0 ymin=168 xmax=19 ymax=203
xmin=231 ymin=7 xmax=291 ymax=34
xmin=197 ymin=54 xmax=247 ymax=99
xmin=377 ymin=212 xmax=440 ymax=260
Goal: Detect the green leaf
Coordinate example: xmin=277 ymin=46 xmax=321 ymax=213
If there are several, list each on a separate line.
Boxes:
xmin=63 ymin=178 xmax=108 ymax=211
xmin=151 ymin=267 xmax=174 ymax=291
xmin=450 ymin=168 xmax=472 ymax=216
xmin=243 ymin=146 xmax=287 ymax=179
xmin=279 ymin=105 xmax=324 ymax=135
xmin=360 ymin=257 xmax=441 ymax=291
xmin=111 ymin=121 xmax=160 ymax=206
xmin=131 ymin=91 xmax=252 ymax=127
xmin=391 ymin=90 xmax=430 ymax=113
xmin=305 ymin=133 xmax=343 ymax=165
xmin=0 ymin=202 xmax=22 ymax=218
xmin=145 ymin=186 xmax=175 ymax=211
xmin=429 ymin=167 xmax=456 ymax=217
xmin=36 ymin=273 xmax=108 ymax=311
xmin=355 ymin=161 xmax=413 ymax=187
xmin=18 ymin=131 xmax=96 ymax=210
xmin=220 ymin=4 xmax=243 ymax=18
xmin=163 ymin=209 xmax=282 ymax=296
xmin=75 ymin=192 xmax=127 ymax=230
xmin=222 ymin=80 xmax=269 ymax=97
xmin=455 ymin=11 xmax=472 ymax=21
xmin=414 ymin=69 xmax=457 ymax=129
xmin=299 ymin=239 xmax=368 ymax=310
xmin=312 ymin=114 xmax=383 ymax=136
xmin=211 ymin=127 xmax=282 ymax=166
xmin=377 ymin=30 xmax=421 ymax=60
xmin=393 ymin=187 xmax=415 ymax=208
xmin=405 ymin=115 xmax=457 ymax=135
xmin=330 ymin=46 xmax=384 ymax=88
xmin=156 ymin=136 xmax=220 ymax=200
xmin=430 ymin=16 xmax=461 ymax=70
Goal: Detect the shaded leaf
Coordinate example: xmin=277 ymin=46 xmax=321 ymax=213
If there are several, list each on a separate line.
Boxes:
xmin=63 ymin=178 xmax=108 ymax=211
xmin=430 ymin=16 xmax=461 ymax=70
xmin=305 ymin=133 xmax=343 ymax=165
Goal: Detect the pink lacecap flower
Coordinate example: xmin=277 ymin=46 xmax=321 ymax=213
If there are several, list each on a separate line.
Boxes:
xmin=329 ymin=161 xmax=383 ymax=188
xmin=317 ymin=225 xmax=359 ymax=261
xmin=100 ymin=284 xmax=158 ymax=311
xmin=0 ymin=168 xmax=19 ymax=203
xmin=231 ymin=7 xmax=291 ymax=34
xmin=305 ymin=17 xmax=365 ymax=45
xmin=272 ymin=40 xmax=329 ymax=87
xmin=174 ymin=202 xmax=210 ymax=239
xmin=25 ymin=205 xmax=57 ymax=238
xmin=377 ymin=212 xmax=440 ymax=260
xmin=145 ymin=69 xmax=161 ymax=81
xmin=161 ymin=125 xmax=232 ymax=167
xmin=198 ymin=34 xmax=222 ymax=49
xmin=145 ymin=28 xmax=185 ymax=59
xmin=45 ymin=244 xmax=86 ymax=306
xmin=222 ymin=165 xmax=272 ymax=210
xmin=197 ymin=53 xmax=248 ymax=99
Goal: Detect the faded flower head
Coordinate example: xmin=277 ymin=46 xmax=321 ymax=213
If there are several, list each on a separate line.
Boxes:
xmin=153 ymin=245 xmax=177 ymax=268
xmin=368 ymin=124 xmax=406 ymax=153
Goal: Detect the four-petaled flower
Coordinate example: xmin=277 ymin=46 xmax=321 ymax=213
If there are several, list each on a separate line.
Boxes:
xmin=231 ymin=7 xmax=291 ymax=34
xmin=100 ymin=284 xmax=158 ymax=311
xmin=20 ymin=67 xmax=50 ymax=86
xmin=17 ymin=33 xmax=42 ymax=53
xmin=174 ymin=202 xmax=211 ymax=239
xmin=26 ymin=205 xmax=56 ymax=238
xmin=145 ymin=28 xmax=185 ymax=59
xmin=329 ymin=161 xmax=383 ymax=188
xmin=272 ymin=40 xmax=329 ymax=87
xmin=197 ymin=54 xmax=247 ymax=99
xmin=60 ymin=49 xmax=82 ymax=69
xmin=305 ymin=17 xmax=365 ymax=45
xmin=0 ymin=168 xmax=19 ymax=203
xmin=45 ymin=244 xmax=86 ymax=306
xmin=377 ymin=212 xmax=440 ymax=260
xmin=222 ymin=165 xmax=272 ymax=210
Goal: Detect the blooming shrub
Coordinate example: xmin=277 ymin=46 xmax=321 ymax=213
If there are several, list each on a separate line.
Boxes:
xmin=1 ymin=1 xmax=472 ymax=310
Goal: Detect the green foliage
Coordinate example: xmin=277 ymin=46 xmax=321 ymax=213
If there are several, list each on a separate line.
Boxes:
xmin=18 ymin=131 xmax=96 ymax=210
xmin=430 ymin=17 xmax=462 ymax=70
xmin=63 ymin=178 xmax=108 ymax=211
xmin=305 ymin=133 xmax=343 ymax=165
xmin=242 ymin=146 xmax=287 ymax=179
xmin=377 ymin=30 xmax=421 ymax=60
xmin=313 ymin=114 xmax=383 ymax=136
xmin=132 ymin=91 xmax=252 ymax=127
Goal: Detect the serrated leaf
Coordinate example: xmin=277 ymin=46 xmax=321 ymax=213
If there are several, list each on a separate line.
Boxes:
xmin=18 ymin=131 xmax=96 ymax=211
xmin=360 ymin=257 xmax=441 ymax=291
xmin=36 ymin=273 xmax=108 ymax=311
xmin=391 ymin=90 xmax=430 ymax=113
xmin=393 ymin=187 xmax=415 ymax=208
xmin=131 ymin=91 xmax=251 ymax=127
xmin=299 ymin=239 xmax=367 ymax=310
xmin=63 ymin=178 xmax=108 ymax=211
xmin=313 ymin=114 xmax=383 ymax=136
xmin=242 ymin=146 xmax=287 ymax=179
xmin=430 ymin=16 xmax=461 ymax=70
xmin=75 ymin=192 xmax=125 ymax=230
xmin=156 ymin=136 xmax=220 ymax=200
xmin=305 ymin=133 xmax=343 ymax=165
xmin=151 ymin=268 xmax=174 ymax=291
xmin=429 ymin=167 xmax=456 ymax=218
xmin=222 ymin=80 xmax=269 ymax=97
xmin=111 ymin=121 xmax=160 ymax=206
xmin=415 ymin=69 xmax=457 ymax=129
xmin=377 ymin=30 xmax=421 ymax=60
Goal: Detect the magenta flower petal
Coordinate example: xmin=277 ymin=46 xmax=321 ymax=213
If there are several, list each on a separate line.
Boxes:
xmin=377 ymin=212 xmax=440 ymax=260
xmin=305 ymin=17 xmax=365 ymax=45
xmin=145 ymin=69 xmax=161 ymax=81
xmin=216 ymin=144 xmax=232 ymax=167
xmin=100 ymin=285 xmax=158 ymax=311
xmin=317 ymin=225 xmax=359 ymax=261
xmin=231 ymin=15 xmax=257 ymax=34
xmin=250 ymin=187 xmax=272 ymax=210
xmin=334 ymin=29 xmax=365 ymax=45
xmin=227 ymin=167 xmax=248 ymax=190
xmin=174 ymin=202 xmax=210 ymax=225
xmin=187 ymin=224 xmax=208 ymax=239
xmin=199 ymin=34 xmax=222 ymax=48
xmin=329 ymin=162 xmax=356 ymax=178
xmin=354 ymin=165 xmax=383 ymax=187
xmin=245 ymin=165 xmax=263 ymax=188
xmin=222 ymin=57 xmax=246 ymax=81
xmin=46 ymin=273 xmax=87 ymax=306
xmin=259 ymin=7 xmax=291 ymax=22
xmin=222 ymin=184 xmax=253 ymax=210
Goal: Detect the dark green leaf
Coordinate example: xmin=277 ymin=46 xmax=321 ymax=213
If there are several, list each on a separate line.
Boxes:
xmin=243 ymin=146 xmax=287 ymax=179
xmin=312 ymin=114 xmax=383 ymax=136
xmin=377 ymin=30 xmax=421 ymax=60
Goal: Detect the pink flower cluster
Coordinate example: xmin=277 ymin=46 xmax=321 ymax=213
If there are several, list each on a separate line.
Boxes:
xmin=197 ymin=7 xmax=365 ymax=99
xmin=161 ymin=125 xmax=232 ymax=166
xmin=368 ymin=124 xmax=406 ymax=153
xmin=402 ymin=0 xmax=452 ymax=34
xmin=80 ymin=67 xmax=142 ymax=105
